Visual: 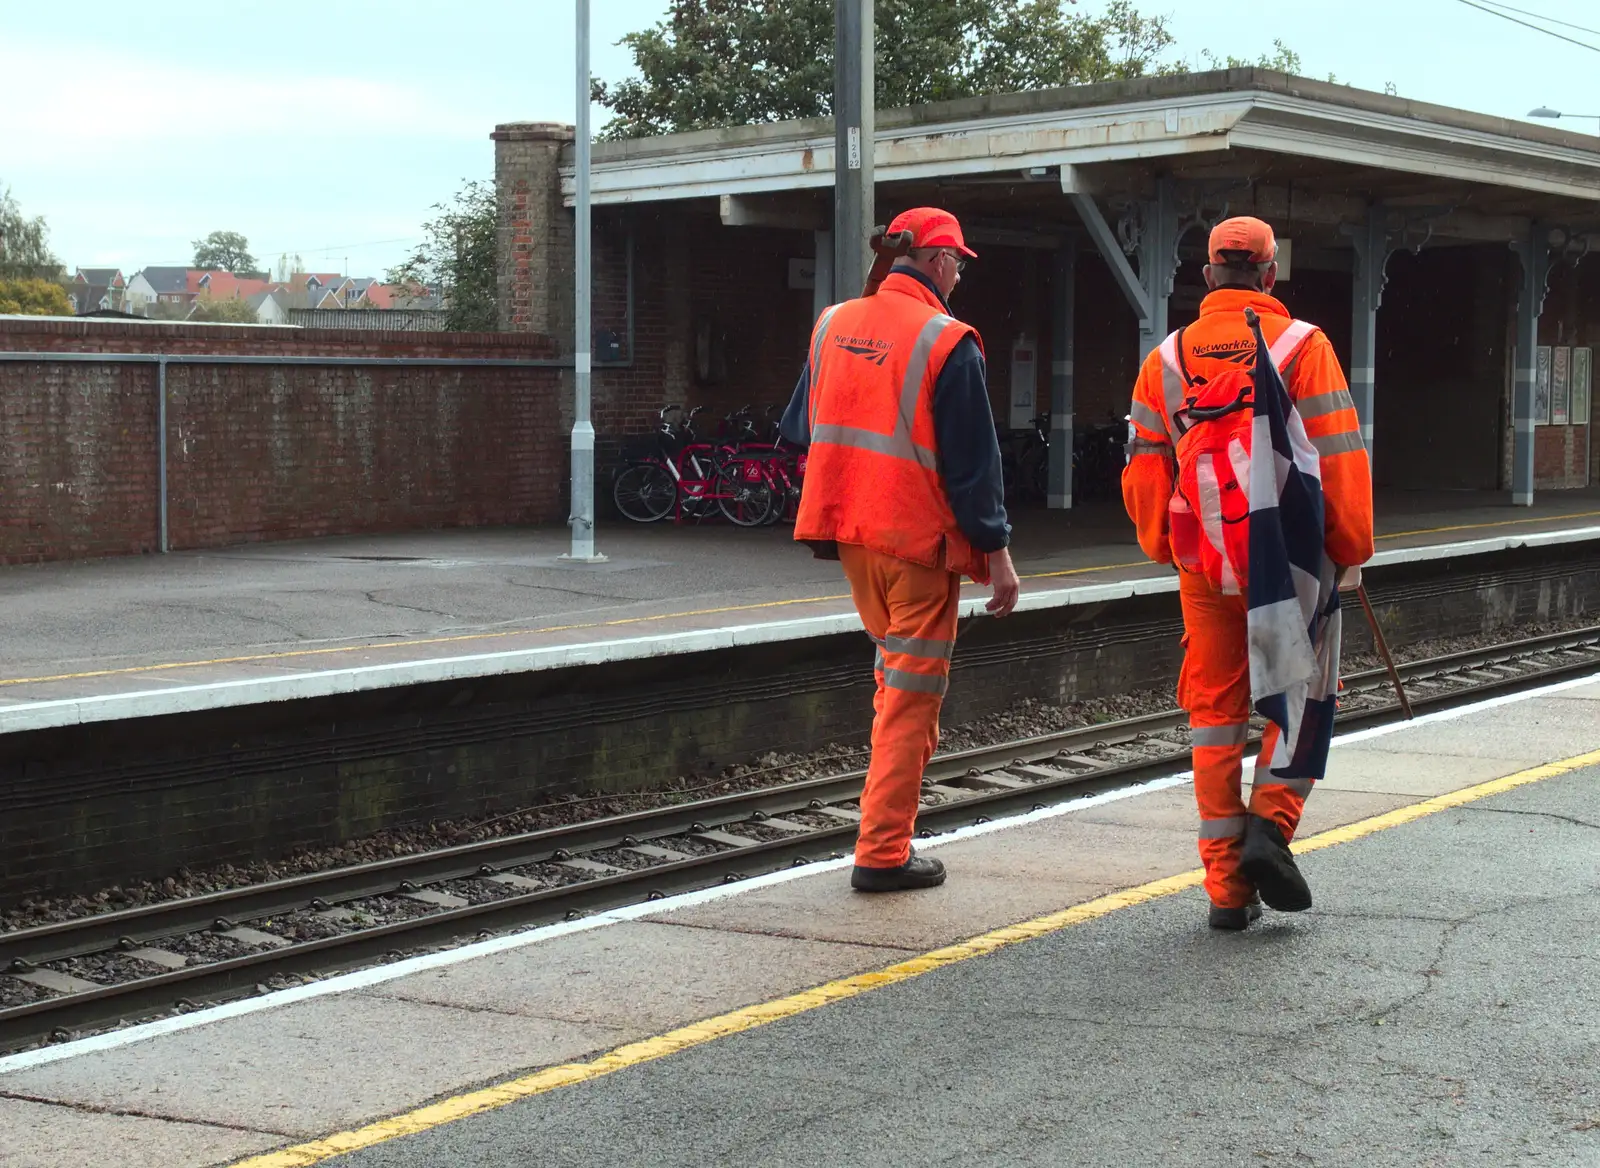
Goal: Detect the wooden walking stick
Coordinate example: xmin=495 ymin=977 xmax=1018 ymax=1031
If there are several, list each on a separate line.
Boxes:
xmin=861 ymin=227 xmax=916 ymax=296
xmin=1350 ymin=580 xmax=1413 ymax=719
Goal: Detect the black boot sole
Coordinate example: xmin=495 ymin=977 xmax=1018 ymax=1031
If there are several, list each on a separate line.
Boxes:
xmin=1239 ymin=852 xmax=1312 ymax=912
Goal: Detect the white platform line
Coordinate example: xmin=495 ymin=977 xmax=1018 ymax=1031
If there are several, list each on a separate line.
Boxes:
xmin=3 ymin=666 xmax=1596 ymax=1076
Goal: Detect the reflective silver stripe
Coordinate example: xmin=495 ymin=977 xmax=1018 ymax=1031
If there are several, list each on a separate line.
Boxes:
xmin=882 ymin=667 xmax=948 ymax=695
xmin=807 ymin=305 xmax=842 ymax=431
xmin=1129 ymin=399 xmax=1168 ymax=438
xmin=1156 ymin=331 xmax=1187 ymax=431
xmin=1190 ymin=722 xmax=1249 ymax=747
xmin=1268 ymin=320 xmax=1316 ymax=370
xmin=900 ymin=315 xmax=951 ymax=432
xmin=1127 ymin=438 xmax=1170 ymax=457
xmin=1312 ymin=430 xmax=1366 ymax=456
xmin=886 ymin=634 xmax=953 ymax=660
xmin=810 ymin=423 xmax=938 ymax=470
xmin=1296 ymin=388 xmax=1356 ymax=420
xmin=1198 ymin=815 xmax=1248 ymax=840
xmin=1254 ymin=776 xmax=1315 ymax=797
xmin=874 ymin=648 xmax=885 ymax=671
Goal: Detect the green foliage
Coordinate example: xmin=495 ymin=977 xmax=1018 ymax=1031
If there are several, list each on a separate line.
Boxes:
xmin=0 ymin=184 xmax=59 ymax=280
xmin=388 ymin=180 xmax=497 ymax=332
xmin=0 ymin=277 xmax=72 ymax=315
xmin=592 ymin=0 xmax=1190 ymax=139
xmin=190 ymin=296 xmax=261 ymax=324
xmin=1194 ymin=38 xmax=1303 ymax=75
xmin=192 ymin=230 xmax=257 ymax=272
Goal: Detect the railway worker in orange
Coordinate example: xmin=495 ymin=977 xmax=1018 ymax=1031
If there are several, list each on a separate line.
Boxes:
xmin=1122 ymin=215 xmax=1373 ymax=930
xmin=779 ymin=206 xmax=1019 ymax=893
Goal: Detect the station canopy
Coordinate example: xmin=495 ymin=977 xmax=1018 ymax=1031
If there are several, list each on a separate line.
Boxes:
xmin=564 ymin=69 xmax=1600 ymax=255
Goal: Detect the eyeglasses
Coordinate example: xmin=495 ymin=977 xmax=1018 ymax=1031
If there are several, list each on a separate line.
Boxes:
xmin=938 ymin=249 xmax=968 ymax=273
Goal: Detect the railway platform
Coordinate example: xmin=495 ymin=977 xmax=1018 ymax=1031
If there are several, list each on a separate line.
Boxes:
xmin=1 ymin=676 xmax=1596 ymax=1166
xmin=4 ymin=489 xmax=1600 ymax=724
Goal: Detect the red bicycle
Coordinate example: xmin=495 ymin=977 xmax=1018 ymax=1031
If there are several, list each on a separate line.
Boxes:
xmin=611 ymin=405 xmax=777 ymax=526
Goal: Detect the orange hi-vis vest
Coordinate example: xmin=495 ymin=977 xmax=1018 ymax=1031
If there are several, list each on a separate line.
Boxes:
xmin=794 ymin=271 xmax=991 ymax=584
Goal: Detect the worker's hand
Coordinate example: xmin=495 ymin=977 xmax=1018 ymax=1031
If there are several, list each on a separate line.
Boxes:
xmin=1336 ymin=564 xmax=1362 ymax=591
xmin=986 ymin=548 xmax=1020 ymax=617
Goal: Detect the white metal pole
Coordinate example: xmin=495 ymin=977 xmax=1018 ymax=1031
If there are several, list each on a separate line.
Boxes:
xmin=562 ymin=0 xmax=605 ymax=562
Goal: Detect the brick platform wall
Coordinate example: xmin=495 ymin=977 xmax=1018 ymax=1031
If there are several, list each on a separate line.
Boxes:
xmin=0 ymin=317 xmax=565 ymax=564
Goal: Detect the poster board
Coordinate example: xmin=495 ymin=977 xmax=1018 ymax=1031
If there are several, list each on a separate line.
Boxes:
xmin=1552 ymin=346 xmax=1571 ymax=426
xmin=1573 ymin=348 xmax=1592 ymax=426
xmin=1009 ymin=335 xmax=1037 ymax=430
xmin=1535 ymin=345 xmax=1552 ymax=425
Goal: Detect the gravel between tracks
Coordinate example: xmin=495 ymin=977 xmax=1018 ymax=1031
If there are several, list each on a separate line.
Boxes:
xmin=3 ymin=615 xmax=1595 ymax=934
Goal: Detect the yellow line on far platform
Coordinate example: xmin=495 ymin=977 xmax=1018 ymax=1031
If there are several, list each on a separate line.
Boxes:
xmin=226 ymin=746 xmax=1600 ymax=1167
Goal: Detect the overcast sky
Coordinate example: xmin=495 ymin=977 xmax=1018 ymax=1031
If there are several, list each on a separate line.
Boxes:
xmin=4 ymin=0 xmax=1599 ymax=278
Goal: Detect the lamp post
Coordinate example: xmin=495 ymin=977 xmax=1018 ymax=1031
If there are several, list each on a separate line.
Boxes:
xmin=561 ymin=0 xmax=606 ymax=563
xmin=1528 ymin=106 xmax=1600 ymax=132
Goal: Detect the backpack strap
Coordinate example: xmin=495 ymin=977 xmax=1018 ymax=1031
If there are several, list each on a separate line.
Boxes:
xmin=1155 ymin=329 xmax=1191 ymax=437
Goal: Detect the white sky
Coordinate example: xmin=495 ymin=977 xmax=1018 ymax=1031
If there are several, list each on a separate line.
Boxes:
xmin=2 ymin=0 xmax=1597 ymax=278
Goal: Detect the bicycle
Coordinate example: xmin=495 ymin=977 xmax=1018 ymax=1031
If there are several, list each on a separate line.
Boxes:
xmin=612 ymin=405 xmax=777 ymax=526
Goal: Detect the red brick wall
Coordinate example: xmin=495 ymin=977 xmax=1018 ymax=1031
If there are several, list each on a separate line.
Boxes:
xmin=0 ymin=318 xmax=566 ymax=564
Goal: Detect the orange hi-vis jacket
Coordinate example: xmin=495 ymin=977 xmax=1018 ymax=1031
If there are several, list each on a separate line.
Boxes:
xmin=794 ymin=271 xmax=991 ymax=583
xmin=1122 ymin=288 xmax=1374 ymax=572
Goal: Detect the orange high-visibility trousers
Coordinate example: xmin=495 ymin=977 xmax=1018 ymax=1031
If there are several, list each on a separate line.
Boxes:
xmin=1177 ymin=570 xmax=1308 ymax=908
xmin=837 ymin=543 xmax=960 ymax=869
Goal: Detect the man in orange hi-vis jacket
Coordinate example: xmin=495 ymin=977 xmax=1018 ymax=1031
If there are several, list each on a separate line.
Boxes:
xmin=779 ymin=207 xmax=1019 ymax=893
xmin=1122 ymin=216 xmax=1373 ymax=930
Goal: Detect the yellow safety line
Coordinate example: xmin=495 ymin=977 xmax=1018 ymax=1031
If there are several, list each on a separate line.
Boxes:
xmin=8 ymin=509 xmax=1595 ymax=691
xmin=226 ymin=746 xmax=1600 ymax=1168
xmin=1376 ymin=508 xmax=1600 ymax=541
xmin=0 ymin=561 xmax=1140 ymax=690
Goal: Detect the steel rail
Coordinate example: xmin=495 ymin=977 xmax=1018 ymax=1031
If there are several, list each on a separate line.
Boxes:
xmin=4 ymin=625 xmax=1600 ymax=1051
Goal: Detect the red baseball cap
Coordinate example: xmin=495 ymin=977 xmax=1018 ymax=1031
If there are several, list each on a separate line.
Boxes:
xmin=1208 ymin=216 xmax=1276 ymax=265
xmin=888 ymin=207 xmax=977 ymax=258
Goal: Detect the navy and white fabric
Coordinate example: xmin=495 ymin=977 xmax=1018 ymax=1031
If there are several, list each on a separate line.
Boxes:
xmin=1243 ymin=309 xmax=1342 ymax=784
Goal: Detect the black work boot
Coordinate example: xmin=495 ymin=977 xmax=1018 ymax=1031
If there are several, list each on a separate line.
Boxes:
xmin=1208 ymin=895 xmax=1263 ymax=931
xmin=850 ymin=849 xmax=946 ymax=892
xmin=1240 ymin=815 xmax=1313 ymax=912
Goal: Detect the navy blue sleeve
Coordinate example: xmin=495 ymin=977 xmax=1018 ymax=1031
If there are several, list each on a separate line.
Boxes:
xmin=778 ymin=363 xmax=811 ymax=447
xmin=933 ymin=335 xmax=1011 ymax=552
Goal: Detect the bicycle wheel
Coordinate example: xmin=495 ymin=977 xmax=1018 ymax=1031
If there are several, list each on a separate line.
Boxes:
xmin=612 ymin=462 xmax=675 ymax=523
xmin=714 ymin=464 xmax=776 ymax=526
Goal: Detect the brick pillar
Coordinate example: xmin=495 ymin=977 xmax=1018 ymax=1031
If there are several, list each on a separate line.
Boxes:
xmin=493 ymin=121 xmax=575 ymax=340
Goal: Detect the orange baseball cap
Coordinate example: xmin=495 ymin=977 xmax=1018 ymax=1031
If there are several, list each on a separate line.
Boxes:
xmin=1208 ymin=216 xmax=1276 ymax=265
xmin=888 ymin=207 xmax=978 ymax=258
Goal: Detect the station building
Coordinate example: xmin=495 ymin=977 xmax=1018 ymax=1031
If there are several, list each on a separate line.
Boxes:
xmin=495 ymin=68 xmax=1600 ymax=508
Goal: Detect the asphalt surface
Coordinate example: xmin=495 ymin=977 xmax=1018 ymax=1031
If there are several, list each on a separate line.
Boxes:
xmin=0 ymin=509 xmax=1147 ymax=679
xmin=328 ymin=769 xmax=1600 ymax=1168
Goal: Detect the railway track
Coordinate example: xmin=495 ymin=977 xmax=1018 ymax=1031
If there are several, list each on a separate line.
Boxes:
xmin=5 ymin=624 xmax=1600 ymax=1054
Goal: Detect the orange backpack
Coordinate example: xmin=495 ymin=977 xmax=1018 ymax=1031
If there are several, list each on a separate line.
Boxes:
xmin=1158 ymin=318 xmax=1318 ymax=595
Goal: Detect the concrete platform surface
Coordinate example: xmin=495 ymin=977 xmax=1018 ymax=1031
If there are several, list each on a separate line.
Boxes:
xmin=1 ymin=679 xmax=1596 ymax=1167
xmin=3 ymin=490 xmax=1600 ymax=724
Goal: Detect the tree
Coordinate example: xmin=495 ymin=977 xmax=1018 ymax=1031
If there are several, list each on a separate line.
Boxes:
xmin=192 ymin=230 xmax=257 ymax=272
xmin=0 ymin=184 xmax=60 ymax=280
xmin=0 ymin=277 xmax=72 ymax=315
xmin=274 ymin=252 xmax=306 ymax=282
xmin=1195 ymin=39 xmax=1302 ymax=74
xmin=593 ymin=0 xmax=1190 ymax=139
xmin=388 ymin=180 xmax=497 ymax=332
xmin=190 ymin=296 xmax=261 ymax=324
